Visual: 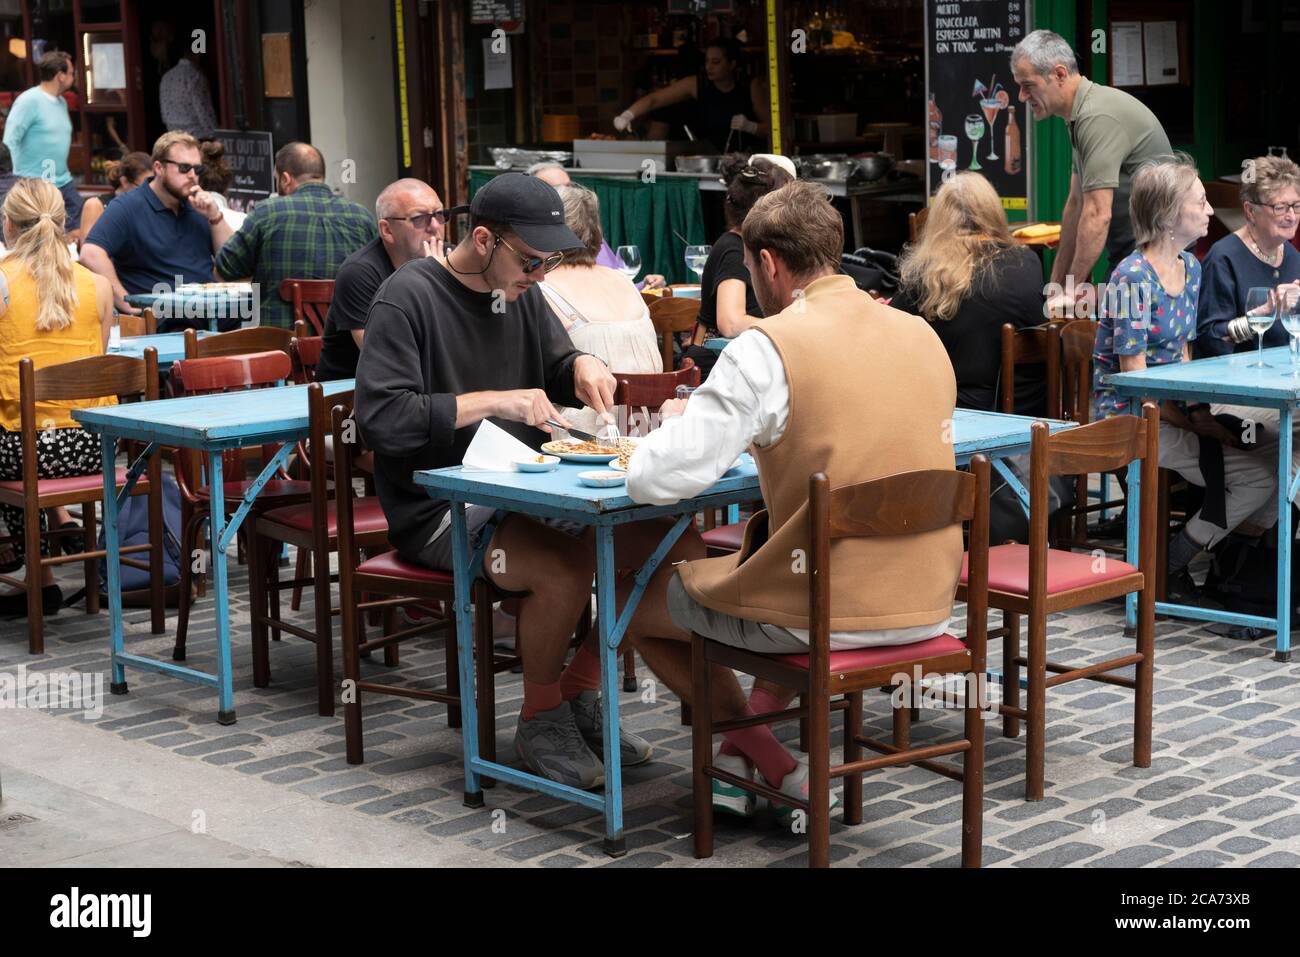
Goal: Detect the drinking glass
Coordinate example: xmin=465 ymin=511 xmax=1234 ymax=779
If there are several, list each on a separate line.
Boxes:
xmin=937 ymin=135 xmax=958 ymax=183
xmin=963 ymin=115 xmax=985 ymax=171
xmin=684 ymin=245 xmax=710 ymax=280
xmin=1282 ymin=288 xmax=1300 ymax=377
xmin=615 ymin=245 xmax=642 ymax=282
xmin=1244 ymin=286 xmax=1276 ymax=368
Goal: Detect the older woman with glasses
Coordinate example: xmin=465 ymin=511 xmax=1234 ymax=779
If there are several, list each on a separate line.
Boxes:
xmin=1197 ymin=155 xmax=1300 ymax=357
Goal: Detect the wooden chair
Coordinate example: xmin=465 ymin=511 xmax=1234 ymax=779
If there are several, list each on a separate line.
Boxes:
xmin=168 ymin=351 xmax=314 ymax=661
xmin=245 ymin=385 xmax=392 ymax=715
xmin=118 ymin=308 xmax=157 ymax=338
xmin=957 ymin=403 xmax=1158 ymax=801
xmin=691 ymin=459 xmax=991 ymax=867
xmin=333 ymin=404 xmax=519 ymax=768
xmin=640 ymin=291 xmax=661 ymax=308
xmin=184 ymin=325 xmax=295 ymax=361
xmin=999 ymin=321 xmax=1062 ymax=418
xmin=0 ymin=351 xmax=165 ymax=653
xmin=647 ymin=297 xmax=700 ymax=373
xmin=908 ymin=206 xmax=929 ymax=244
xmin=289 ymin=333 xmax=323 ymax=385
xmin=278 ymin=279 xmax=335 ymax=336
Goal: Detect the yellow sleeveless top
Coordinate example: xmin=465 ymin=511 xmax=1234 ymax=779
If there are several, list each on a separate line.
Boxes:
xmin=0 ymin=260 xmax=114 ymax=431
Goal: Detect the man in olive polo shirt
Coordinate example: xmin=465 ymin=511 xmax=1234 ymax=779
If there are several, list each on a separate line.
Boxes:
xmin=1011 ymin=29 xmax=1171 ymax=312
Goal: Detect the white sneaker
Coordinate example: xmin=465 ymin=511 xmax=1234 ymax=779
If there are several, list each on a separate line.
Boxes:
xmin=766 ymin=760 xmax=840 ymax=820
xmin=711 ymin=749 xmax=756 ymax=818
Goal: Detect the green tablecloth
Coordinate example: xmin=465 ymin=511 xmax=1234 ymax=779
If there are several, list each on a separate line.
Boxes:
xmin=469 ymin=170 xmax=707 ymax=285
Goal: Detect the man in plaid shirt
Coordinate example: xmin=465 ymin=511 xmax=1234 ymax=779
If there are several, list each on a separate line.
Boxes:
xmin=214 ymin=142 xmax=377 ymax=329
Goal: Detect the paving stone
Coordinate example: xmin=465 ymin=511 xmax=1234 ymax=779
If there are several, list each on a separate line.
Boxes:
xmin=1250 ymin=814 xmax=1300 ymax=839
xmin=263 ymin=766 xmax=318 ymax=785
xmin=1087 ymin=845 xmax=1173 ymax=867
xmin=1012 ymin=841 xmax=1103 ymax=867
xmin=1247 ymin=851 xmax=1300 ymax=867
xmin=1164 ymin=850 xmax=1232 ymax=867
xmin=355 ymin=787 xmax=447 ymax=815
xmin=1152 ymin=820 xmax=1235 ymax=848
xmin=998 ymin=820 xmax=1080 ymax=851
xmin=1065 ymin=797 xmax=1143 ymax=826
xmin=1217 ymin=836 xmax=1269 ymax=855
xmin=321 ymin=785 xmax=392 ymax=805
xmin=236 ymin=751 xmax=322 ymax=775
xmin=203 ymin=749 xmax=256 ymax=766
xmin=1150 ymin=794 xmax=1230 ymax=820
xmin=1219 ymin=796 xmax=1293 ymax=822
xmin=1134 ymin=775 xmax=1203 ymax=801
xmin=174 ymin=734 xmax=263 ymax=757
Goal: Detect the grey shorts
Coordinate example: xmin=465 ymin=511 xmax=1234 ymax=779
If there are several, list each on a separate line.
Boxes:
xmin=666 ymin=574 xmax=807 ymax=653
xmin=411 ymin=505 xmax=587 ymax=573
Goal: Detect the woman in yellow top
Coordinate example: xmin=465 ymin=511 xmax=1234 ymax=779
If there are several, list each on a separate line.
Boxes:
xmin=0 ymin=177 xmax=114 ymax=617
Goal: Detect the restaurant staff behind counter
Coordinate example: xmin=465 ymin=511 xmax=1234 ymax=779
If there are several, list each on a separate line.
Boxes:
xmin=613 ymin=39 xmax=769 ymax=154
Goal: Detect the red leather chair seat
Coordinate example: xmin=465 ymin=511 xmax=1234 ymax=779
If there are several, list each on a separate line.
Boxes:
xmin=258 ymin=497 xmax=388 ymax=538
xmin=960 ymin=543 xmax=1138 ymax=595
xmin=0 ymin=466 xmax=128 ymax=496
xmin=778 ymin=633 xmax=966 ymax=671
xmin=701 ymin=522 xmax=745 ymax=552
xmin=355 ymin=549 xmax=454 ymax=585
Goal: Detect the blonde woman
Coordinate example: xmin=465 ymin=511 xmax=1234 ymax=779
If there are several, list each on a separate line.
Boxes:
xmin=539 ymin=183 xmax=661 ymax=436
xmin=0 ymin=178 xmax=115 ymax=618
xmin=892 ymin=172 xmax=1047 ymax=414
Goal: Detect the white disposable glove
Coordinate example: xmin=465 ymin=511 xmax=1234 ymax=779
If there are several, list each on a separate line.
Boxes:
xmin=730 ymin=114 xmax=759 ymax=135
xmin=613 ymin=110 xmax=635 ymax=132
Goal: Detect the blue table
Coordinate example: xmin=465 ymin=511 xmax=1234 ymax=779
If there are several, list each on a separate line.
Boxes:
xmin=1105 ymin=348 xmax=1300 ymax=660
xmin=72 ymin=379 xmax=355 ymax=723
xmin=109 ymin=332 xmax=214 ymax=370
xmin=125 ymin=286 xmax=257 ymax=332
xmin=413 ymin=407 xmax=1071 ymax=854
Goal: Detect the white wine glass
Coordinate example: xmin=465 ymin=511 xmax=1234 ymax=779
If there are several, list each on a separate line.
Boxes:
xmin=684 ymin=244 xmax=710 ymax=281
xmin=1282 ymin=287 xmax=1300 ymax=378
xmin=615 ymin=245 xmax=642 ymax=282
xmin=1245 ymin=286 xmax=1276 ymax=369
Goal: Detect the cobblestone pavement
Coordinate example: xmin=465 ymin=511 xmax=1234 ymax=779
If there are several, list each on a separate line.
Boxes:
xmin=5 ymin=551 xmax=1300 ymax=868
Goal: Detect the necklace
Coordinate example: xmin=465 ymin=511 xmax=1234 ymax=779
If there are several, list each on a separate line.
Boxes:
xmin=1246 ymin=226 xmax=1282 ymax=267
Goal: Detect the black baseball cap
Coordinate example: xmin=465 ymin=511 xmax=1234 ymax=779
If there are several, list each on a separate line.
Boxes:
xmin=448 ymin=172 xmax=582 ymax=252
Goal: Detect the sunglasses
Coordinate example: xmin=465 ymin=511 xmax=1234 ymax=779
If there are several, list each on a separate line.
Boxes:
xmin=161 ymin=158 xmax=207 ymax=176
xmin=386 ymin=209 xmax=449 ymax=230
xmin=493 ymin=233 xmax=564 ymax=274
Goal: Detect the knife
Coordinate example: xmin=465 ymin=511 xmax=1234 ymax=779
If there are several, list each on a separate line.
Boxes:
xmin=546 ymin=420 xmax=601 ymax=443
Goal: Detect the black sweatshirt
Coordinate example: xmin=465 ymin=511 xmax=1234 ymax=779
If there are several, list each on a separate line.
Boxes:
xmin=354 ymin=256 xmax=584 ymax=560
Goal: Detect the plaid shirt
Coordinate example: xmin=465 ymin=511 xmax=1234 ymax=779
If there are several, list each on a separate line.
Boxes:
xmin=214 ymin=182 xmax=377 ymax=329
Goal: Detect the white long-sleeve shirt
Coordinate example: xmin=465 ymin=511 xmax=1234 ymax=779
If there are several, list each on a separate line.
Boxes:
xmin=626 ymin=329 xmax=950 ymax=650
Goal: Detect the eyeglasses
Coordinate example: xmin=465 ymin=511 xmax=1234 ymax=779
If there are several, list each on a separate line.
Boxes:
xmin=386 ymin=209 xmax=449 ymax=230
xmin=161 ymin=158 xmax=207 ymax=176
xmin=493 ymin=233 xmax=563 ymax=274
xmin=1250 ymin=200 xmax=1300 ymax=216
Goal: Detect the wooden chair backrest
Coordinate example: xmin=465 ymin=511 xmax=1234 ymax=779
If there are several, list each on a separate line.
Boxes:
xmin=279 ymin=279 xmax=335 ymax=336
xmin=185 ymin=325 xmax=294 ymax=360
xmin=1059 ymin=319 xmax=1098 ymax=425
xmin=909 ymin=206 xmax=929 ymax=244
xmin=290 ymin=335 xmax=324 ymax=384
xmin=1000 ymin=321 xmax=1062 ymax=418
xmin=614 ymin=360 xmax=700 ymax=409
xmin=118 ymin=308 xmax=157 ymax=338
xmin=648 ymin=297 xmax=700 ymax=372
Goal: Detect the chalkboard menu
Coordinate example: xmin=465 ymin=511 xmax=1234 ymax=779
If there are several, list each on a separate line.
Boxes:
xmin=924 ymin=0 xmax=1031 ymax=217
xmin=470 ymin=0 xmax=524 ymax=24
xmin=214 ymin=129 xmax=275 ymax=213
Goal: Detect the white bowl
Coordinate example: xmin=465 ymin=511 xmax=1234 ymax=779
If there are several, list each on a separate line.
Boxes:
xmin=578 ymin=470 xmax=626 ymax=488
xmin=514 ymin=455 xmax=560 ymax=473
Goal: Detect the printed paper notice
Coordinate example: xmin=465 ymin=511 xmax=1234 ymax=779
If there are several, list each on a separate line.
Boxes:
xmin=1143 ymin=21 xmax=1180 ymax=86
xmin=91 ymin=41 xmax=125 ymax=90
xmin=483 ymin=38 xmax=512 ymax=91
xmin=1110 ymin=22 xmax=1144 ymax=87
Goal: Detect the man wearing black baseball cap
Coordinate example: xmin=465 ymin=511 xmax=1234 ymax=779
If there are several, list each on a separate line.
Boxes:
xmin=355 ymin=172 xmax=702 ymax=790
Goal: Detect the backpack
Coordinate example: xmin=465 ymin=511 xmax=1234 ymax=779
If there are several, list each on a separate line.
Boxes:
xmin=97 ymin=472 xmax=184 ymax=597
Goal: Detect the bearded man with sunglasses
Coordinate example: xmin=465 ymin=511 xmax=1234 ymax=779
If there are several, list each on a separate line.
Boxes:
xmin=356 ymin=172 xmax=704 ymax=789
xmin=214 ymin=141 xmax=377 ymax=329
xmin=81 ymin=130 xmax=236 ymax=326
xmin=316 ymin=178 xmax=448 ymax=382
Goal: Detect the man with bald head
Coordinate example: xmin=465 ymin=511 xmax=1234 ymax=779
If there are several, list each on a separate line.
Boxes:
xmin=215 ymin=140 xmax=377 ymax=328
xmin=526 ymin=162 xmax=665 ymax=290
xmin=315 ymin=178 xmax=446 ymax=381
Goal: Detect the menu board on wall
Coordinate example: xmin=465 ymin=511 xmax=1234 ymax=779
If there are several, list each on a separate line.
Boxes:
xmin=214 ymin=129 xmax=275 ymax=213
xmin=924 ymin=0 xmax=1031 ymax=216
xmin=470 ymin=0 xmax=524 ymax=24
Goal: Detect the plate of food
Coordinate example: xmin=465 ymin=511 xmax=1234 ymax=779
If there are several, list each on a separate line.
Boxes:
xmin=541 ymin=437 xmax=638 ymax=463
xmin=514 ymin=454 xmax=560 ymax=473
xmin=578 ymin=470 xmax=626 ymax=488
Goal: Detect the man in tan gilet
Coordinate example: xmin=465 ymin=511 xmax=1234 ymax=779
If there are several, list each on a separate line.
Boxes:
xmin=626 ymin=180 xmax=962 ymax=816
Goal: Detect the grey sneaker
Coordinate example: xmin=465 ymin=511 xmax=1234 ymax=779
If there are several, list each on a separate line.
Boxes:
xmin=569 ymin=689 xmax=654 ymax=766
xmin=514 ymin=702 xmax=605 ymax=790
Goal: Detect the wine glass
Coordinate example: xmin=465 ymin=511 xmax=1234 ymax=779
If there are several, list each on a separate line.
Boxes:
xmin=615 ymin=245 xmax=642 ymax=282
xmin=1282 ymin=287 xmax=1300 ymax=378
xmin=1244 ymin=286 xmax=1276 ymax=369
xmin=684 ymin=245 xmax=710 ymax=281
xmin=963 ymin=114 xmax=985 ymax=171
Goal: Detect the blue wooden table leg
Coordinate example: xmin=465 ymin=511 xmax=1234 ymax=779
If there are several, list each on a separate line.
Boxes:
xmin=595 ymin=524 xmax=626 ymax=858
xmin=103 ymin=434 xmax=128 ymax=696
xmin=1277 ymin=405 xmax=1293 ymax=662
xmin=450 ymin=504 xmax=484 ymax=807
xmin=1125 ymin=458 xmax=1140 ymax=637
xmin=208 ymin=452 xmax=237 ymax=725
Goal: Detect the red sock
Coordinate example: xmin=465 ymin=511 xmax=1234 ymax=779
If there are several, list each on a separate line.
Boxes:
xmin=720 ymin=687 xmax=790 ymax=757
xmin=522 ymin=680 xmax=563 ymax=721
xmin=559 ymin=642 xmax=602 ymax=701
xmin=722 ymin=706 xmax=798 ymax=786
